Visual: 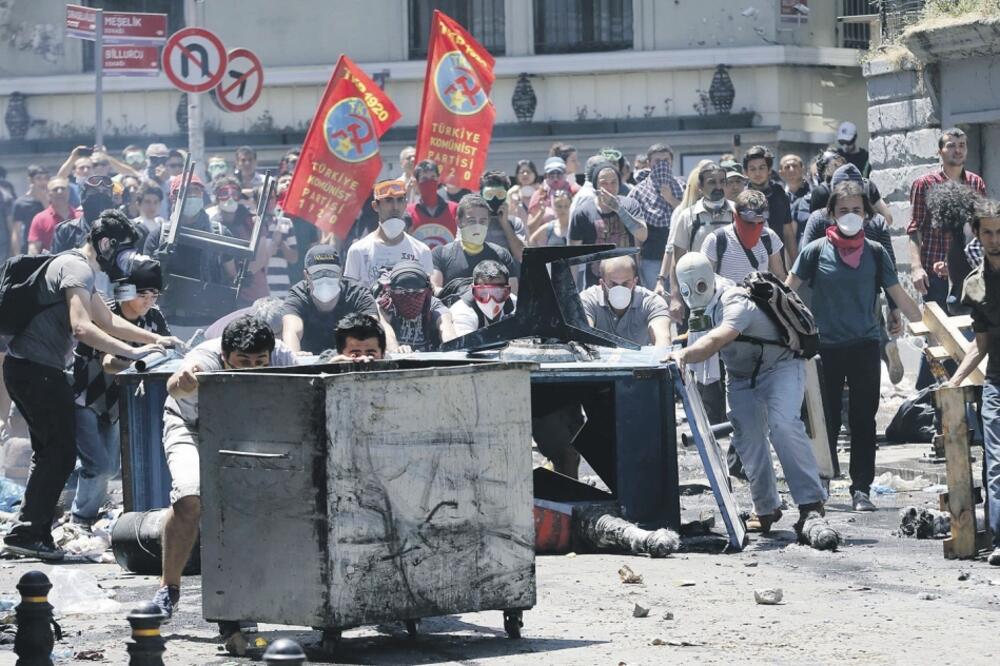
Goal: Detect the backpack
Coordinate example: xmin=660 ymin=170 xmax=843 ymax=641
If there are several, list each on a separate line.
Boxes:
xmin=0 ymin=254 xmax=58 ymax=337
xmin=712 ymin=226 xmax=772 ymax=273
xmin=738 ymin=271 xmax=820 ymax=376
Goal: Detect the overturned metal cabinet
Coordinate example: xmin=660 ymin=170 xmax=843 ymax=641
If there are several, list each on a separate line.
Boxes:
xmin=198 ymin=362 xmax=536 ymax=630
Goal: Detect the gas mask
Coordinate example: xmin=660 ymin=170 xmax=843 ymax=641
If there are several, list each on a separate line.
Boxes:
xmin=835 ymin=212 xmax=864 ymax=237
xmin=380 ymin=217 xmax=406 ymax=240
xmin=96 ymin=240 xmax=140 ymax=279
xmin=218 ymin=198 xmax=238 ymax=214
xmin=605 ymin=284 xmax=633 ymax=310
xmin=310 ymin=277 xmax=341 ymax=304
xmin=460 ymin=223 xmax=488 ymax=247
xmin=675 ymin=252 xmax=717 ymax=333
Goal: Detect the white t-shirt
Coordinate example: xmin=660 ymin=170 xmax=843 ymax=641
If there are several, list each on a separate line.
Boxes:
xmin=449 ymin=294 xmax=517 ymax=336
xmin=343 ymin=231 xmax=434 ymax=290
xmin=700 ymin=224 xmax=783 ymax=284
xmin=266 ymin=215 xmax=298 ymax=299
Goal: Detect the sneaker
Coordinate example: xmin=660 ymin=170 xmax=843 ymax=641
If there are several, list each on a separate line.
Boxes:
xmin=746 ymin=509 xmax=783 ymax=534
xmin=988 ymin=548 xmax=1000 ymax=566
xmin=151 ymin=585 xmax=180 ymax=620
xmin=884 ymin=340 xmax=904 ymax=385
xmin=219 ymin=621 xmax=249 ymax=656
xmin=852 ymin=491 xmax=877 ymax=512
xmin=2 ymin=536 xmax=65 ymax=561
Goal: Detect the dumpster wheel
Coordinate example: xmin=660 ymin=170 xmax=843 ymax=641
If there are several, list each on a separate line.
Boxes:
xmin=319 ymin=628 xmax=342 ymax=654
xmin=406 ymin=619 xmax=419 ymax=639
xmin=503 ymin=610 xmax=523 ymax=639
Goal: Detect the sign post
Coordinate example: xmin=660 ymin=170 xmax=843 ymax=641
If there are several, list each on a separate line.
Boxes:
xmin=214 ymin=48 xmax=264 ymax=113
xmin=95 ymin=8 xmax=103 ymax=148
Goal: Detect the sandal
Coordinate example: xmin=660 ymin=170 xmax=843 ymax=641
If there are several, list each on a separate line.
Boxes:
xmin=746 ymin=508 xmax=783 ymax=534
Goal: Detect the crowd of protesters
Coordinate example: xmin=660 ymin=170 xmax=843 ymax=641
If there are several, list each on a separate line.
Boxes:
xmin=1 ymin=122 xmax=999 ymax=654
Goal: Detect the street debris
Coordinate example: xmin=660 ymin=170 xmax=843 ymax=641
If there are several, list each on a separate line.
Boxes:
xmin=958 ymin=571 xmax=970 ymax=581
xmin=898 ymin=506 xmax=951 ymax=539
xmin=754 ymin=588 xmax=783 ymax=605
xmin=870 ymin=472 xmax=929 ymax=495
xmin=47 ymin=568 xmax=120 ymax=615
xmin=632 ymin=603 xmax=650 ymax=618
xmin=919 ymin=593 xmax=940 ymax=601
xmin=662 ymin=611 xmax=675 ymax=620
xmin=74 ymin=649 xmax=105 ymax=660
xmin=796 ymin=512 xmax=841 ymax=551
xmin=618 ymin=565 xmax=643 ymax=584
xmin=577 ymin=506 xmax=679 ymax=558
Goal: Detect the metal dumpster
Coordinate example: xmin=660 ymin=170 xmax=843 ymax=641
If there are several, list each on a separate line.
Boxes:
xmin=197 ymin=361 xmax=536 ymax=634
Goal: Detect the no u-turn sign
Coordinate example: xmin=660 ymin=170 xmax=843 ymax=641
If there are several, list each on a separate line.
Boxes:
xmin=162 ymin=27 xmax=227 ymax=94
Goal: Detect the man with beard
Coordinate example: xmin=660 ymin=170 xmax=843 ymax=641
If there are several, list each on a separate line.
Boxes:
xmin=281 ymin=245 xmax=379 ymax=354
xmin=378 ymin=261 xmax=455 ymax=352
xmin=344 ymin=180 xmax=434 ymax=290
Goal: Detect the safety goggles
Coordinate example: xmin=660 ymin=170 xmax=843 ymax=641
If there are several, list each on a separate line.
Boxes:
xmin=390 ymin=286 xmax=428 ymax=295
xmin=736 ymin=207 xmax=769 ymax=222
xmin=374 ymin=180 xmax=407 ymax=200
xmin=214 ymin=186 xmax=241 ymax=201
xmin=84 ymin=175 xmax=114 ymax=191
xmin=473 ymin=284 xmax=510 ymax=303
xmin=600 ymin=148 xmax=623 ymax=162
xmin=544 ymin=171 xmax=565 ymax=179
xmin=481 ymin=186 xmax=507 ymax=203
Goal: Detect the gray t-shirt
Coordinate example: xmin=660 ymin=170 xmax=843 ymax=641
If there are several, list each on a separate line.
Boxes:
xmin=580 ymin=285 xmax=669 ymax=346
xmin=8 ymin=250 xmax=96 ymax=370
xmin=163 ymin=337 xmax=299 ymax=426
xmin=716 ymin=287 xmax=795 ymax=379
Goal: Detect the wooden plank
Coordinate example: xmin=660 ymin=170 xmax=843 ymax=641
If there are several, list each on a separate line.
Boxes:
xmin=935 ymin=385 xmax=978 ymax=559
xmin=908 ymin=322 xmax=931 ymax=337
xmin=803 ymin=358 xmax=834 ymax=479
xmin=672 ymin=368 xmax=747 ymax=551
xmin=925 ymin=346 xmax=952 ymax=362
xmin=922 ymin=302 xmax=986 ymax=385
xmin=951 ymin=315 xmax=973 ymax=329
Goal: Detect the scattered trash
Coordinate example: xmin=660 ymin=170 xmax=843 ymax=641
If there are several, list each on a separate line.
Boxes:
xmin=0 ymin=599 xmax=14 ymax=612
xmin=618 ymin=565 xmax=643 ymax=584
xmin=52 ymin=523 xmax=112 ymax=563
xmin=74 ymin=650 xmax=105 ymax=660
xmin=958 ymin=571 xmax=971 ymax=581
xmin=47 ymin=568 xmax=121 ymax=615
xmin=652 ymin=638 xmax=666 ymax=646
xmin=923 ymin=484 xmax=948 ymax=494
xmin=675 ymin=580 xmax=697 ymax=587
xmin=870 ymin=472 xmax=929 ymax=495
xmin=662 ymin=611 xmax=675 ymax=621
xmin=0 ymin=478 xmax=25 ymax=513
xmin=744 ymin=561 xmax=759 ymax=567
xmin=577 ymin=506 xmax=680 ymax=558
xmin=565 ymin=552 xmax=577 ymax=558
xmin=254 ymin=637 xmax=268 ymax=648
xmin=632 ymin=603 xmax=650 ymax=618
xmin=898 ymin=506 xmax=950 ymax=539
xmin=754 ymin=588 xmax=783 ymax=605
xmin=918 ymin=592 xmax=939 ymax=601
xmin=796 ymin=512 xmax=841 ymax=551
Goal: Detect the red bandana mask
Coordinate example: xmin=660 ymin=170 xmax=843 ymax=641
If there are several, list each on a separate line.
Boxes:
xmin=734 ymin=213 xmax=764 ymax=250
xmin=390 ymin=288 xmax=430 ymax=319
xmin=825 ymin=225 xmax=865 ymax=269
xmin=418 ymin=180 xmax=440 ymax=207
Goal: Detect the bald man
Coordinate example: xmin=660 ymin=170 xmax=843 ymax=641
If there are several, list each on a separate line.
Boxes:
xmin=579 ymin=256 xmax=671 ymax=346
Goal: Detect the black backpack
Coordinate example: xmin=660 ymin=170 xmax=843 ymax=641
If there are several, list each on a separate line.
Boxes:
xmin=0 ymin=254 xmax=58 ymax=337
xmin=711 ymin=226 xmax=773 ymax=273
xmin=739 ymin=271 xmax=820 ymax=357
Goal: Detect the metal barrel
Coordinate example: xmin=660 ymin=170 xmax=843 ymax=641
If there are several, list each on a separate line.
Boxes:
xmin=111 ymin=509 xmax=200 ymax=575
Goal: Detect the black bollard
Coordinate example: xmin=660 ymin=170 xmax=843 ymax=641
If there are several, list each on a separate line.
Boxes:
xmin=14 ymin=570 xmax=56 ymax=666
xmin=126 ymin=602 xmax=166 ymax=666
xmin=263 ymin=638 xmax=307 ymax=664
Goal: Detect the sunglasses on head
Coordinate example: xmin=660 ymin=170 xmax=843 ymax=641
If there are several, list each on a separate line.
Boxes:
xmin=472 ymin=284 xmax=510 ymax=303
xmin=737 ymin=208 xmax=769 ymax=221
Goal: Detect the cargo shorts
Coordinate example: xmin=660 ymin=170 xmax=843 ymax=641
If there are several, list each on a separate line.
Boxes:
xmin=162 ymin=411 xmax=201 ymax=504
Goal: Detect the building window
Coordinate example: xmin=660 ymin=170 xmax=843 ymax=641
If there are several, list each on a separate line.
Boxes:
xmin=408 ymin=0 xmax=506 ymax=60
xmin=838 ymin=0 xmax=879 ymax=50
xmin=534 ymin=0 xmax=633 ymax=55
xmin=82 ymin=0 xmax=183 ymax=73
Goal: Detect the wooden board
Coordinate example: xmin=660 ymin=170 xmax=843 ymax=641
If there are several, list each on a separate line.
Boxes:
xmin=922 ymin=302 xmax=986 ymax=385
xmin=803 ymin=358 xmax=834 ymax=479
xmin=672 ymin=367 xmax=747 ymax=551
xmin=935 ymin=385 xmax=978 ymax=559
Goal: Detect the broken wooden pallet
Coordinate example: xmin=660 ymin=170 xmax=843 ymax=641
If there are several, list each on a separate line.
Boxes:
xmin=908 ymin=302 xmax=985 ymax=385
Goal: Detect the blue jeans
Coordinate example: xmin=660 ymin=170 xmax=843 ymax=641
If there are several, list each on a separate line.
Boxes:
xmin=981 ymin=381 xmax=1000 ymax=548
xmin=71 ymin=406 xmax=120 ymax=522
xmin=727 ymin=359 xmax=827 ymax=515
xmin=639 ymin=258 xmax=663 ymax=292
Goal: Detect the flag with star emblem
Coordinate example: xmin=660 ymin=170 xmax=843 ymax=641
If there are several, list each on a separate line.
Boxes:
xmin=415 ymin=10 xmax=496 ymax=190
xmin=283 ymin=54 xmax=401 ymax=237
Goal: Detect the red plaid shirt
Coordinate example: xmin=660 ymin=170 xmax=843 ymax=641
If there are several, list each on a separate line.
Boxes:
xmin=907 ymin=168 xmax=986 ymax=268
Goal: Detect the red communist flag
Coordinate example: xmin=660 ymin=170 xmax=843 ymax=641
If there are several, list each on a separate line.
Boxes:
xmin=415 ymin=10 xmax=496 ymax=190
xmin=283 ymin=55 xmax=401 ymax=238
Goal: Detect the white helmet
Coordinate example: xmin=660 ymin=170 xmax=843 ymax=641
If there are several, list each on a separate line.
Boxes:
xmin=675 ymin=252 xmax=717 ymax=311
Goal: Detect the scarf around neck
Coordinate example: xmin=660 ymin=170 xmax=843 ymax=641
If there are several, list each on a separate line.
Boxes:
xmin=825 ymin=225 xmax=865 ymax=269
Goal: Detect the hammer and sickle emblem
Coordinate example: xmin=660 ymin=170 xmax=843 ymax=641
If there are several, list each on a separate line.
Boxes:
xmin=331 ymin=112 xmax=374 ymax=155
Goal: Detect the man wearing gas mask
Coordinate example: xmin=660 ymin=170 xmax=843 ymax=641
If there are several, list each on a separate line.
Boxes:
xmin=668 ymin=252 xmax=828 ymax=537
xmin=3 ymin=210 xmax=178 ymax=560
xmin=580 ymin=256 xmax=671 ymax=346
xmin=431 ymin=193 xmax=518 ymax=296
xmin=378 ymin=260 xmax=455 ymax=352
xmin=51 ymin=175 xmax=117 ymax=255
xmin=281 ymin=245 xmax=379 ymax=354
xmin=449 ymin=259 xmax=516 ymax=336
xmin=664 ymin=162 xmax=732 ymax=324
xmin=344 ymin=179 xmax=434 ymax=291
xmin=69 ymin=255 xmax=178 ymax=527
xmin=479 ymin=171 xmax=526 ymax=262
xmin=405 ymin=159 xmax=458 ymax=249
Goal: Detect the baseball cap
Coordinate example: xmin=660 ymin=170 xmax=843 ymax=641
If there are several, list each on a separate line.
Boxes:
xmin=169 ymin=173 xmax=204 ymax=196
xmin=719 ymin=159 xmax=742 ymax=174
xmin=304 ymin=244 xmax=341 ymax=277
xmin=543 ymin=156 xmax=567 ymax=174
xmin=837 ymin=121 xmax=858 ymax=143
xmin=373 ymin=179 xmax=406 ymax=200
xmin=724 ymin=167 xmax=747 ymax=181
xmin=146 ymin=143 xmax=169 ymax=158
xmin=388 ymin=260 xmax=429 ymax=288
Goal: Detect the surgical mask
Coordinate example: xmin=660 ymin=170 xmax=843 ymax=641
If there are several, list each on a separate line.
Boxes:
xmin=461 ymin=223 xmax=488 ymax=246
xmin=182 ymin=196 xmax=204 ymax=217
xmin=607 ymin=285 xmax=633 ymax=310
xmin=219 ymin=198 xmax=238 ymax=214
xmin=835 ymin=212 xmax=864 ymax=237
xmin=311 ymin=278 xmax=341 ymax=304
xmin=380 ymin=217 xmax=406 ymax=240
